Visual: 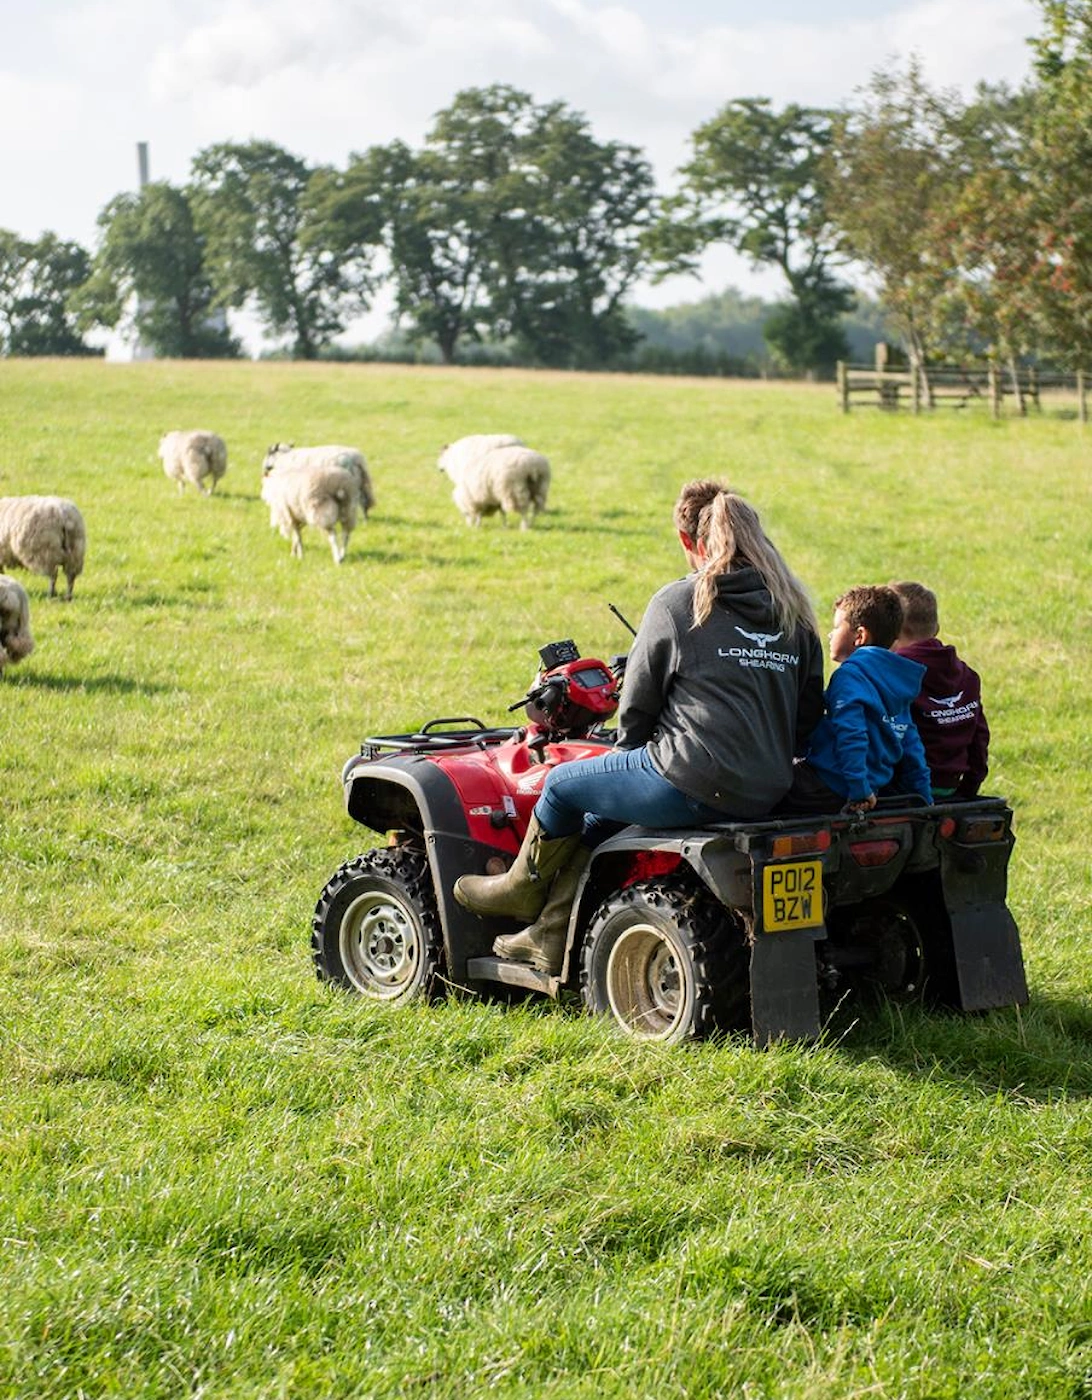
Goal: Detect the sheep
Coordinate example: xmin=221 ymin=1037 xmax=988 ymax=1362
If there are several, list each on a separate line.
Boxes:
xmin=158 ymin=430 xmax=228 ymax=496
xmin=260 ymin=457 xmax=359 ymax=563
xmin=437 ymin=436 xmax=550 ymax=529
xmin=262 ymin=444 xmax=374 ymax=518
xmin=0 ymin=574 xmax=34 ymax=675
xmin=436 ymin=434 xmax=524 ymax=477
xmin=0 ymin=496 xmax=87 ymax=599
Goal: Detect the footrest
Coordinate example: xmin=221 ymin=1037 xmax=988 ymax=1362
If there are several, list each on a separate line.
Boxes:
xmin=467 ymin=956 xmax=561 ymax=997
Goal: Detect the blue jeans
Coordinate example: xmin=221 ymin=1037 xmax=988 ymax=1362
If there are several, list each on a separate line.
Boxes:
xmin=534 ymin=745 xmax=730 ymax=843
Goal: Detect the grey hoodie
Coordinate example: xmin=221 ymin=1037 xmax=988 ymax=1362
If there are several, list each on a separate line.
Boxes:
xmin=616 ymin=565 xmax=824 ymax=817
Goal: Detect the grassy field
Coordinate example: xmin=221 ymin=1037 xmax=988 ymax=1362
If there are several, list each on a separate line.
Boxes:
xmin=0 ymin=358 xmax=1090 ymax=1399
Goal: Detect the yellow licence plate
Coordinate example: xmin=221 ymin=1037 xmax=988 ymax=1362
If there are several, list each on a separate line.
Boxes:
xmin=762 ymin=860 xmax=823 ymax=932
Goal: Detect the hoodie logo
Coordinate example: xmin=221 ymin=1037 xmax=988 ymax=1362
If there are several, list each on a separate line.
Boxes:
xmin=924 ymin=690 xmax=980 ymax=724
xmin=719 ymin=626 xmax=797 ymax=672
xmin=735 ymin=626 xmax=783 ymax=649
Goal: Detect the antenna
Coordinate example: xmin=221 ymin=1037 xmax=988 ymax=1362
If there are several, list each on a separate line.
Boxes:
xmin=608 ymin=603 xmax=637 ymax=637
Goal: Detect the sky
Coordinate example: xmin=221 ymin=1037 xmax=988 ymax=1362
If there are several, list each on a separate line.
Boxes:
xmin=0 ymin=0 xmax=1040 ymax=350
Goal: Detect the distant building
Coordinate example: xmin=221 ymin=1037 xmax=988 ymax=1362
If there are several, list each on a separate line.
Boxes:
xmin=123 ymin=140 xmax=229 ymax=361
xmin=130 ymin=141 xmax=155 ymax=361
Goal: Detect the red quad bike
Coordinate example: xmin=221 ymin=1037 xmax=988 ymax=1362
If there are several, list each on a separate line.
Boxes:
xmin=312 ymin=638 xmax=1028 ymax=1045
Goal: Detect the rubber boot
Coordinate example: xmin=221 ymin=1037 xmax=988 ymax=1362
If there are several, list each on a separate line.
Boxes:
xmin=492 ymin=846 xmax=591 ymax=974
xmin=454 ymin=815 xmax=581 ymax=924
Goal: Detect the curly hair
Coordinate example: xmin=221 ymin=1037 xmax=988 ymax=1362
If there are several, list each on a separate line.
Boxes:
xmin=834 ymin=585 xmax=904 ymax=650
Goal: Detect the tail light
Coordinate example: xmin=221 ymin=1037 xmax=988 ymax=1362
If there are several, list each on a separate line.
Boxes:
xmin=771 ymin=830 xmax=831 ymax=858
xmin=848 ymin=839 xmax=901 ymax=867
xmin=957 ymin=816 xmax=1009 ymax=844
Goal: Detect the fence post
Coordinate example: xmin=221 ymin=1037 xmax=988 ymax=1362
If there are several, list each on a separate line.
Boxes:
xmin=988 ymin=362 xmax=1001 ymax=419
xmin=1079 ymin=369 xmax=1087 ymax=425
xmin=837 ymin=360 xmax=849 ymax=414
xmin=1008 ymin=357 xmax=1027 ymax=416
xmin=911 ymin=355 xmax=922 ymax=415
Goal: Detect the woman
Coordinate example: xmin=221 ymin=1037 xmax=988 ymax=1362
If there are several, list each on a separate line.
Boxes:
xmin=454 ymin=480 xmax=824 ymax=973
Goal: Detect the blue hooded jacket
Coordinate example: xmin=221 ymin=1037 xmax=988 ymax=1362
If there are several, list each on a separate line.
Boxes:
xmin=804 ymin=646 xmax=932 ymax=804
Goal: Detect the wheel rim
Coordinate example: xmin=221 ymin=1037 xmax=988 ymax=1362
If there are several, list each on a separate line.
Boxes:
xmin=870 ymin=909 xmax=925 ymax=996
xmin=339 ymin=888 xmax=422 ymax=1000
xmin=604 ymin=922 xmax=686 ymax=1040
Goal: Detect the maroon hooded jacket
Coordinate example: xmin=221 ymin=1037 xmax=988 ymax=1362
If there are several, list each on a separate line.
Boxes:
xmin=894 ymin=637 xmax=989 ymax=797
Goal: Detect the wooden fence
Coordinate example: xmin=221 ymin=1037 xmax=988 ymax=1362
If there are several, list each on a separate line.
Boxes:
xmin=837 ymin=360 xmax=1089 ymax=420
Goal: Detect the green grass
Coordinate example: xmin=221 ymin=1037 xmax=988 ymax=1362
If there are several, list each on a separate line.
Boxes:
xmin=1 ymin=359 xmax=1090 ymax=1398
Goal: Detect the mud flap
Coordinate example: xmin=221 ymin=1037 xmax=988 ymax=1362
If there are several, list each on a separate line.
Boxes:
xmin=749 ymin=931 xmax=822 ymax=1046
xmin=749 ymin=849 xmax=827 ymax=1046
xmin=939 ymin=838 xmax=1028 ymax=1011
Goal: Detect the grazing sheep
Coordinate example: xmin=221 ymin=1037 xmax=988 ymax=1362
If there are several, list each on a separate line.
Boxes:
xmin=0 ymin=574 xmax=34 ymax=675
xmin=438 ymin=436 xmax=550 ymax=529
xmin=260 ymin=458 xmax=359 ymax=563
xmin=0 ymin=495 xmax=87 ymax=599
xmin=262 ymin=444 xmax=374 ymax=518
xmin=158 ymin=430 xmax=228 ymax=496
xmin=436 ymin=434 xmax=524 ymax=477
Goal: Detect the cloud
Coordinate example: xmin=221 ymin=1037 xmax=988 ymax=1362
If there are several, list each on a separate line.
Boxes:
xmin=0 ymin=71 xmax=105 ymax=241
xmin=140 ymin=0 xmax=1035 ymax=177
xmin=543 ymin=0 xmax=1032 ymax=111
xmin=0 ymin=0 xmax=1038 ymax=309
xmin=887 ymin=0 xmax=1034 ymax=90
xmin=147 ymin=0 xmax=417 ymax=98
xmin=147 ymin=0 xmax=557 ymax=102
xmin=0 ymin=72 xmax=86 ymax=156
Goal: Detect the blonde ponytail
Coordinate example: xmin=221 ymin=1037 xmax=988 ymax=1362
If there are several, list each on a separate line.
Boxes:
xmin=688 ymin=491 xmax=817 ymax=636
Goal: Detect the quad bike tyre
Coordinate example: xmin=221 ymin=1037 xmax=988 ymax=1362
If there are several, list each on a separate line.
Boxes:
xmin=312 ymin=847 xmax=445 ymax=1003
xmin=846 ymin=900 xmax=928 ymax=1000
xmin=824 ymin=890 xmax=957 ymax=1011
xmin=580 ymin=875 xmax=750 ymax=1042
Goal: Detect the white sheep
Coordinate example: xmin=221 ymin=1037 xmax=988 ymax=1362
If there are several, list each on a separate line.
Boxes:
xmin=436 ymin=434 xmax=524 ymax=477
xmin=262 ymin=444 xmax=374 ymax=518
xmin=260 ymin=458 xmax=359 ymax=563
xmin=158 ymin=430 xmax=228 ymax=496
xmin=0 ymin=496 xmax=87 ymax=600
xmin=0 ymin=574 xmax=34 ymax=675
xmin=437 ymin=436 xmax=550 ymax=529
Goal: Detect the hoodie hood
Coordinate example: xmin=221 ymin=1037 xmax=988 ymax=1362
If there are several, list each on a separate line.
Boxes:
xmin=713 ymin=565 xmax=779 ymax=629
xmin=893 ymin=636 xmax=989 ymax=794
xmin=896 ymin=638 xmax=965 ymax=693
xmin=840 ymin=646 xmax=926 ymax=708
xmin=803 ymin=644 xmax=932 ymax=803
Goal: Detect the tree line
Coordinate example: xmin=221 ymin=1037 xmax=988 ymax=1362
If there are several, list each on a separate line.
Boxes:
xmin=3 ymin=0 xmax=1091 ymax=374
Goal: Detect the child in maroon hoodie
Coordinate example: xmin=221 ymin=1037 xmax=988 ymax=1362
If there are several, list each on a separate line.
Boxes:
xmin=890 ymin=581 xmax=989 ymax=799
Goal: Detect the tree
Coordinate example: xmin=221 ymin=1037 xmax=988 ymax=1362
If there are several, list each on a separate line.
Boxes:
xmin=490 ymin=98 xmax=658 ymax=367
xmin=762 ymin=288 xmax=853 ymax=373
xmin=1021 ymin=0 xmax=1092 ymax=364
xmin=190 ymin=141 xmax=378 ymax=358
xmin=321 ymin=86 xmax=662 ymax=366
xmin=670 ymin=98 xmax=852 ymax=373
xmin=826 ymin=63 xmax=971 ymax=366
xmin=316 ymin=136 xmax=493 ymax=365
xmin=0 ymin=230 xmax=94 ymax=356
xmin=943 ymin=86 xmax=1043 ymax=391
xmin=427 ymin=87 xmax=659 ymax=368
xmin=72 ymin=182 xmax=239 ymax=358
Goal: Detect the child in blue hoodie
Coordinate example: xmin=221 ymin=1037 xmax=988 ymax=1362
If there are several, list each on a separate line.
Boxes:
xmin=786 ymin=585 xmax=933 ymax=814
